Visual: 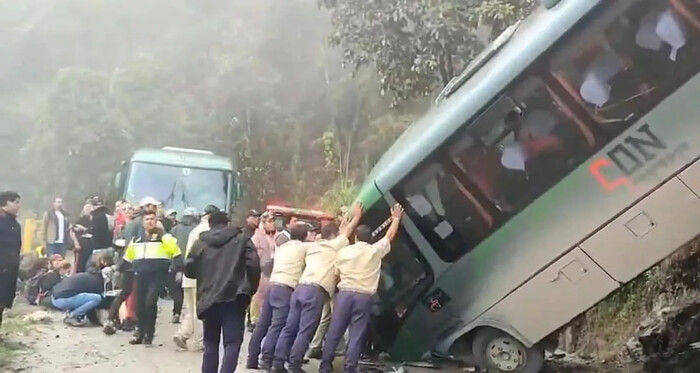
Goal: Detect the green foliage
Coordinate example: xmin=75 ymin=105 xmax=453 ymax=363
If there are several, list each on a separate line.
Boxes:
xmin=319 ymin=179 xmax=358 ymax=213
xmin=320 ymin=0 xmax=536 ymax=105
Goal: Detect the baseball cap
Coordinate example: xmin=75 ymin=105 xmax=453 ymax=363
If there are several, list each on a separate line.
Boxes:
xmin=166 ymin=209 xmax=177 ymax=216
xmin=202 ymin=205 xmax=220 ymax=216
xmin=247 ymin=209 xmax=262 ymax=218
xmin=183 ymin=207 xmax=198 ymax=217
xmin=90 ymin=196 xmax=105 ymax=207
xmin=139 ymin=197 xmax=160 ymax=207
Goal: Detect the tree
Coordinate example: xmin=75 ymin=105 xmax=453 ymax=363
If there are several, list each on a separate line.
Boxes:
xmin=320 ymin=0 xmax=535 ymax=105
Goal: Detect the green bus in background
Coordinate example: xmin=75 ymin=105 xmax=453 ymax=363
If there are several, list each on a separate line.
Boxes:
xmin=357 ymin=0 xmax=700 ymax=372
xmin=107 ymin=147 xmax=242 ymax=214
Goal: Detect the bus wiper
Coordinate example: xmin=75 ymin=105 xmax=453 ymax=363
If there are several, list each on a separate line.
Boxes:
xmin=166 ymin=180 xmax=178 ymax=207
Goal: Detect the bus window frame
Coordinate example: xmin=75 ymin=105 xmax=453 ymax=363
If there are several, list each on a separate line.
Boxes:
xmin=396 ymin=68 xmax=598 ymax=262
xmin=548 ymin=0 xmax=700 ymax=131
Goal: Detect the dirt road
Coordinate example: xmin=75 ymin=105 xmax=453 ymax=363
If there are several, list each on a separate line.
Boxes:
xmin=5 ymin=300 xmax=305 ymax=373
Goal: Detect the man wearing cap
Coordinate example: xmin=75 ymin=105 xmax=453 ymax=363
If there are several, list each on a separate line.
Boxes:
xmin=248 ymin=212 xmax=277 ymax=332
xmin=320 ymin=204 xmax=404 ymax=373
xmin=173 ymin=204 xmax=219 ymax=351
xmin=123 ymin=210 xmax=183 ymax=346
xmin=271 ymin=203 xmax=362 ymax=373
xmin=103 ymin=197 xmax=162 ymax=335
xmin=247 ymin=223 xmax=311 ymax=370
xmin=120 ymin=197 xmax=163 ymax=244
xmin=243 ymin=209 xmax=262 ymax=240
xmin=163 ymin=209 xmax=178 ymax=233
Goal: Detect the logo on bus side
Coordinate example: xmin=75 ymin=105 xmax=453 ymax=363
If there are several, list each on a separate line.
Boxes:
xmin=589 ymin=123 xmax=689 ymax=192
xmin=423 ymin=288 xmax=451 ymax=313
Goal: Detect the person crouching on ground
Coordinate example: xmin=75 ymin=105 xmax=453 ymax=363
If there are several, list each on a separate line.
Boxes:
xmin=185 ymin=211 xmax=260 ymax=373
xmin=122 ymin=210 xmax=182 ymax=346
xmin=51 ymin=253 xmax=114 ymax=327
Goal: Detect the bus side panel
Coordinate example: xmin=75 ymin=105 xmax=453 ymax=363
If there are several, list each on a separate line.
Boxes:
xmin=482 ymin=247 xmax=618 ymax=346
xmin=678 ymin=160 xmax=700 ymax=196
xmin=580 ymin=173 xmax=700 ymax=283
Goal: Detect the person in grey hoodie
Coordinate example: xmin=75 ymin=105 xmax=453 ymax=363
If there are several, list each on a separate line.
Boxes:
xmin=167 ymin=208 xmax=199 ymax=324
xmin=185 ymin=211 xmax=260 ymax=373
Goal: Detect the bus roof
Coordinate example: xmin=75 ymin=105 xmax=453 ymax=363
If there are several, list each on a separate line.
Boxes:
xmin=363 ymin=0 xmax=600 ymax=195
xmin=130 ymin=148 xmax=234 ymax=171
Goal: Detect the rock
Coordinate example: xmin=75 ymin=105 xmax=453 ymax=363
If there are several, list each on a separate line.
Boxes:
xmin=22 ymin=311 xmax=52 ymax=324
xmin=624 ymin=337 xmax=644 ymax=362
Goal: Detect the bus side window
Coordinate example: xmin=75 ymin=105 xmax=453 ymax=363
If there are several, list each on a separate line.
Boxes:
xmin=550 ymin=0 xmax=700 ymax=138
xmin=393 ymin=161 xmax=493 ymax=262
xmin=449 ymin=77 xmax=591 ymax=216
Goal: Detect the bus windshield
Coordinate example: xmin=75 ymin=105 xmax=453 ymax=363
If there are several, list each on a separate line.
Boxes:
xmin=125 ymin=162 xmax=230 ymax=213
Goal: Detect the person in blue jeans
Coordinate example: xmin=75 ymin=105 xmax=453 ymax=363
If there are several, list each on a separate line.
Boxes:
xmin=41 ymin=197 xmax=70 ymax=257
xmin=185 ymin=211 xmax=260 ymax=373
xmin=51 ymin=253 xmax=113 ymax=327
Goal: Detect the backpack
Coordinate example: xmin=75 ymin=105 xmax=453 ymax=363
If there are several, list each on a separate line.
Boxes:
xmin=24 ymin=270 xmax=49 ymax=305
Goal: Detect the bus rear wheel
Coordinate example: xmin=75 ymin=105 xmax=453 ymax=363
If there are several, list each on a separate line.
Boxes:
xmin=472 ymin=328 xmax=544 ymax=373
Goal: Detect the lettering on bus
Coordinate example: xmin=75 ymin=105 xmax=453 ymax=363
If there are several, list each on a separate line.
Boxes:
xmin=589 ymin=124 xmax=689 ymax=192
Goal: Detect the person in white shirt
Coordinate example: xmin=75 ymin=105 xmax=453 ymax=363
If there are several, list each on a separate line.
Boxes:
xmin=319 ymin=204 xmax=404 ymax=373
xmin=271 ymin=204 xmax=362 ymax=373
xmin=247 ymin=223 xmax=311 ymax=370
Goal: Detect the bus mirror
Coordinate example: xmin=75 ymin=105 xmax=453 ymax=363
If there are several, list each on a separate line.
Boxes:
xmin=236 ymin=182 xmax=244 ymax=201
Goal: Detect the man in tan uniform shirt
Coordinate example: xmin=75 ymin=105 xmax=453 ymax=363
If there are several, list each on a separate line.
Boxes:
xmin=247 ymin=223 xmax=311 ymax=370
xmin=271 ymin=204 xmax=362 ymax=373
xmin=319 ymin=203 xmax=404 ymax=373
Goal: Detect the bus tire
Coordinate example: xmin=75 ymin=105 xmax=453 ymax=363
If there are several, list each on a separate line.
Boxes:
xmin=472 ymin=328 xmax=544 ymax=373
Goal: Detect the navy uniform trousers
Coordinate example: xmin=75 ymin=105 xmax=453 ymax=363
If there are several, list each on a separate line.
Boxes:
xmin=272 ymin=284 xmax=328 ymax=370
xmin=319 ymin=290 xmax=373 ymax=373
xmin=247 ymin=283 xmax=294 ymax=366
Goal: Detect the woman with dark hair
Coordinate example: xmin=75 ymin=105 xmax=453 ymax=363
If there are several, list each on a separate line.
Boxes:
xmin=86 ymin=198 xmax=114 ymax=271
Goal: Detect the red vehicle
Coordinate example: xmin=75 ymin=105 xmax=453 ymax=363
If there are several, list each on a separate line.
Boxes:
xmin=265 ymin=205 xmax=335 ymax=233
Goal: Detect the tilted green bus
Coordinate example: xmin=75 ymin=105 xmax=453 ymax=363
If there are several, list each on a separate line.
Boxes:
xmin=107 ymin=147 xmax=242 ymax=214
xmin=357 ymin=0 xmax=700 ymax=371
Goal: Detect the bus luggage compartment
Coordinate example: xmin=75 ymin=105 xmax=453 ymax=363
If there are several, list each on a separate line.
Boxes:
xmin=483 ymin=247 xmax=618 ymax=346
xmin=580 ymin=169 xmax=700 ymax=284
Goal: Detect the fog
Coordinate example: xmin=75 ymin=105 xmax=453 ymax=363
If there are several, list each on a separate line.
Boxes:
xmin=0 ymin=0 xmax=403 ymax=215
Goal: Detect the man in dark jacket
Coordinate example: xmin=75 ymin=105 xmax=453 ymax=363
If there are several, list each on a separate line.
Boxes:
xmin=52 ymin=253 xmax=114 ymax=327
xmin=0 ymin=191 xmax=21 ymax=329
xmin=185 ymin=211 xmax=260 ymax=373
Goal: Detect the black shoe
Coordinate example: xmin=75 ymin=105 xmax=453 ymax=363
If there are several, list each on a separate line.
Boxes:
xmin=245 ymin=360 xmax=259 ymax=370
xmin=121 ymin=319 xmax=136 ymax=332
xmin=143 ymin=334 xmax=154 ymax=347
xmin=172 ymin=314 xmax=180 ymax=324
xmin=129 ymin=335 xmax=144 ymax=345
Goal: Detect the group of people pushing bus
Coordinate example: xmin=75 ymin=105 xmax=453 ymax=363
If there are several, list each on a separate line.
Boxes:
xmin=90 ymin=196 xmax=406 ymax=373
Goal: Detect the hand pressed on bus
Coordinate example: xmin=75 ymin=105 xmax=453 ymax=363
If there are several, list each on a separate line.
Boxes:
xmin=385 ymin=203 xmax=404 ymax=242
xmin=339 ymin=202 xmax=363 ymax=239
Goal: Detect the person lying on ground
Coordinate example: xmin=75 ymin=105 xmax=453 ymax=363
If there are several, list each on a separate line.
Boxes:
xmin=25 ymin=260 xmax=70 ymax=306
xmin=51 ymin=253 xmax=114 ymax=327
